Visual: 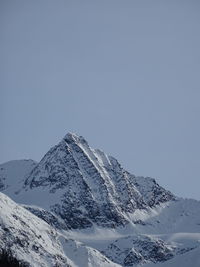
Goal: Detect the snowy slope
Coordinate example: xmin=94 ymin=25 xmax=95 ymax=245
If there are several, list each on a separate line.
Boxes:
xmin=2 ymin=133 xmax=174 ymax=230
xmin=64 ymin=219 xmax=200 ymax=266
xmin=0 ymin=159 xmax=36 ymax=193
xmin=0 ymin=133 xmax=200 ymax=266
xmin=0 ymin=192 xmax=120 ymax=267
xmin=61 ymin=238 xmax=121 ymax=267
xmin=144 ymin=246 xmax=200 ymax=267
xmin=121 ymin=198 xmax=200 ymax=235
xmin=0 ymin=192 xmax=72 ymax=267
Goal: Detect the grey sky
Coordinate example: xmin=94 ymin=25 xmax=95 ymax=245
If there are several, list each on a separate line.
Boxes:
xmin=1 ymin=0 xmax=200 ymax=199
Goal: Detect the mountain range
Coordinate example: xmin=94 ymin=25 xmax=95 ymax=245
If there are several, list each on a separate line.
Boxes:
xmin=0 ymin=133 xmax=200 ymax=266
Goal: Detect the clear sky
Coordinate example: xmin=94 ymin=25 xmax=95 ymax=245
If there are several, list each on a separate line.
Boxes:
xmin=0 ymin=0 xmax=200 ymax=200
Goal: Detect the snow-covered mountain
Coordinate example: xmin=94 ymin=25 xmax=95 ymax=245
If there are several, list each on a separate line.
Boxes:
xmin=0 ymin=133 xmax=200 ymax=266
xmin=0 ymin=192 xmax=119 ymax=267
xmin=0 ymin=159 xmax=36 ymax=192
xmin=0 ymin=133 xmax=175 ymax=230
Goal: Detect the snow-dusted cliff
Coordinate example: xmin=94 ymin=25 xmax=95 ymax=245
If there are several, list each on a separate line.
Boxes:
xmin=0 ymin=192 xmax=120 ymax=267
xmin=1 ymin=133 xmax=174 ymax=229
xmin=0 ymin=133 xmax=200 ymax=266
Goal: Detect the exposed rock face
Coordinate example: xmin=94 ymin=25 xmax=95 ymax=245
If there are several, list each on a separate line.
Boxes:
xmin=18 ymin=133 xmax=174 ymax=229
xmin=102 ymin=235 xmax=174 ymax=266
xmin=132 ymin=176 xmax=175 ymax=207
xmin=0 ymin=133 xmax=200 ymax=267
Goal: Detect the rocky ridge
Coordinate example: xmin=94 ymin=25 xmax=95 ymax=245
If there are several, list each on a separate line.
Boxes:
xmin=0 ymin=133 xmax=199 ymax=267
xmin=12 ymin=133 xmax=175 ymax=229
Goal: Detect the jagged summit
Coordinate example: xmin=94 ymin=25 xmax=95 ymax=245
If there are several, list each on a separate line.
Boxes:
xmin=0 ymin=133 xmax=200 ymax=267
xmin=63 ymin=132 xmax=88 ymax=145
xmin=0 ymin=132 xmax=174 ymax=230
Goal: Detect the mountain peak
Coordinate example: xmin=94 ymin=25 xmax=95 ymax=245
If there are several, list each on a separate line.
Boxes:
xmin=0 ymin=133 xmax=199 ymax=267
xmin=1 ymin=132 xmax=175 ymax=230
xmin=63 ymin=132 xmax=88 ymax=146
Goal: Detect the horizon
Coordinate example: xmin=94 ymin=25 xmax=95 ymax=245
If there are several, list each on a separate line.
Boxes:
xmin=1 ymin=0 xmax=200 ymax=200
